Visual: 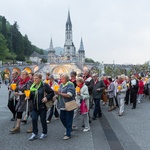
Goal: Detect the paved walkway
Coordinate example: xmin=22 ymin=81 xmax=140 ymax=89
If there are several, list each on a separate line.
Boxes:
xmin=0 ymin=84 xmax=149 ymax=150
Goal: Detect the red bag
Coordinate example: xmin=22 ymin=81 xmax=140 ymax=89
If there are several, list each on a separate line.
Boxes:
xmin=80 ymin=100 xmax=88 ymax=114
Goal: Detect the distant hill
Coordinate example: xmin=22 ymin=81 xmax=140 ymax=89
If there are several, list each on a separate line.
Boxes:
xmin=44 ymin=47 xmax=63 ymax=55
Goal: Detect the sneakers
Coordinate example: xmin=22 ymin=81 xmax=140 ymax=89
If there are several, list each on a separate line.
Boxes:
xmin=39 ymin=133 xmax=47 ymax=139
xmin=10 ymin=127 xmax=20 ymax=134
xmin=63 ymin=136 xmax=71 ymax=140
xmin=83 ymin=127 xmax=90 ymax=132
xmin=29 ymin=133 xmax=39 ymax=141
xmin=46 ymin=120 xmax=51 ymax=124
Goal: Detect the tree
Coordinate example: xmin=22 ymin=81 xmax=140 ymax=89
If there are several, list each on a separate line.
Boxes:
xmin=1 ymin=16 xmax=7 ymax=38
xmin=85 ymin=58 xmax=95 ymax=63
xmin=16 ymin=54 xmax=25 ymax=61
xmin=0 ymin=33 xmax=10 ymax=61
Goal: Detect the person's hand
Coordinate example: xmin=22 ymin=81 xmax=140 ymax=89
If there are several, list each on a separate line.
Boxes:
xmin=25 ymin=97 xmax=30 ymax=101
xmin=77 ymin=92 xmax=80 ymax=95
xmin=97 ymin=88 xmax=101 ymax=91
xmin=14 ymin=92 xmax=19 ymax=96
xmin=53 ymin=95 xmax=58 ymax=101
xmin=42 ymin=97 xmax=47 ymax=103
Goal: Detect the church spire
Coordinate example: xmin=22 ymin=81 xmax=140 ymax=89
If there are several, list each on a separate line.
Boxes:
xmin=66 ymin=10 xmax=72 ymax=30
xmin=49 ymin=38 xmax=55 ymax=52
xmin=78 ymin=38 xmax=85 ymax=51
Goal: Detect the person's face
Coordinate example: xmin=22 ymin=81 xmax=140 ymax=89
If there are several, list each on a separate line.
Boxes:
xmin=76 ymin=81 xmax=82 ymax=86
xmin=33 ymin=76 xmax=41 ymax=84
xmin=92 ymin=76 xmax=97 ymax=81
xmin=61 ymin=76 xmax=67 ymax=84
xmin=12 ymin=72 xmax=17 ymax=79
xmin=83 ymin=70 xmax=88 ymax=76
xmin=70 ymin=74 xmax=76 ymax=80
xmin=21 ymin=73 xmax=28 ymax=80
xmin=49 ymin=78 xmax=54 ymax=82
xmin=29 ymin=74 xmax=33 ymax=79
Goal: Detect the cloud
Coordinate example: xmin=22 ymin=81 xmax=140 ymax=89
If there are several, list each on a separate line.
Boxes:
xmin=1 ymin=0 xmax=150 ymax=64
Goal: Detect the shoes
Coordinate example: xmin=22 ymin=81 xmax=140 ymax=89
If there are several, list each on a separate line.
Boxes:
xmin=10 ymin=127 xmax=20 ymax=134
xmin=108 ymin=109 xmax=113 ymax=112
xmin=63 ymin=136 xmax=71 ymax=140
xmin=46 ymin=120 xmax=51 ymax=124
xmin=92 ymin=117 xmax=96 ymax=120
xmin=118 ymin=113 xmax=123 ymax=116
xmin=26 ymin=127 xmax=33 ymax=133
xmin=83 ymin=127 xmax=90 ymax=132
xmin=132 ymin=107 xmax=136 ymax=109
xmin=29 ymin=133 xmax=39 ymax=141
xmin=39 ymin=133 xmax=47 ymax=139
xmin=82 ymin=125 xmax=85 ymax=128
xmin=72 ymin=125 xmax=78 ymax=130
xmin=11 ymin=117 xmax=15 ymax=121
xmin=21 ymin=120 xmax=27 ymax=124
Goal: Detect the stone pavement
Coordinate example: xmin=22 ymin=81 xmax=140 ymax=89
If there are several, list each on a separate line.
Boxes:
xmin=0 ymin=84 xmax=150 ymax=150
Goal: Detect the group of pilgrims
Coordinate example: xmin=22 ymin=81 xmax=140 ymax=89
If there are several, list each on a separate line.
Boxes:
xmin=7 ymin=68 xmax=150 ymax=140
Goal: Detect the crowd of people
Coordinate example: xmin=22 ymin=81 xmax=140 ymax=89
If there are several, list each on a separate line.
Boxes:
xmin=6 ymin=68 xmax=150 ymax=141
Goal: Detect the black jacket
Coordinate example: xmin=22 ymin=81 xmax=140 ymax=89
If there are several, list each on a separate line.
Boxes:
xmin=30 ymin=83 xmax=54 ymax=110
xmin=93 ymin=80 xmax=105 ymax=99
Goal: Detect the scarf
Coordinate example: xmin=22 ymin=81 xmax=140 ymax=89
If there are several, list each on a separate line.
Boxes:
xmin=19 ymin=76 xmax=30 ymax=88
xmin=30 ymin=81 xmax=42 ymax=92
xmin=12 ymin=76 xmax=20 ymax=83
xmin=78 ymin=82 xmax=84 ymax=89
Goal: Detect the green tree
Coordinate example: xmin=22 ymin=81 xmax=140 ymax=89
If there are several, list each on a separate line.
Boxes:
xmin=0 ymin=33 xmax=10 ymax=61
xmin=16 ymin=53 xmax=25 ymax=61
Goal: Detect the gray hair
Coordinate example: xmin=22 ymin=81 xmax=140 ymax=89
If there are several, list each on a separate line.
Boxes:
xmin=61 ymin=73 xmax=70 ymax=81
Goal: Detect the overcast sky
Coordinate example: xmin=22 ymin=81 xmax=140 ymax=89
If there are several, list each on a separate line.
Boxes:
xmin=1 ymin=0 xmax=150 ymax=64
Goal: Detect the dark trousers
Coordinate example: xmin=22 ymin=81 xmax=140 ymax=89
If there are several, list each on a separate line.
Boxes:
xmin=93 ymin=98 xmax=102 ymax=118
xmin=125 ymin=90 xmax=130 ymax=105
xmin=7 ymin=100 xmax=17 ymax=118
xmin=32 ymin=109 xmax=47 ymax=135
xmin=47 ymin=105 xmax=59 ymax=121
xmin=60 ymin=110 xmax=74 ymax=137
xmin=130 ymin=91 xmax=137 ymax=108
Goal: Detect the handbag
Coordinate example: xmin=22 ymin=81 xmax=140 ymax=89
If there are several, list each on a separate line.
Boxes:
xmin=80 ymin=100 xmax=88 ymax=114
xmin=64 ymin=100 xmax=78 ymax=111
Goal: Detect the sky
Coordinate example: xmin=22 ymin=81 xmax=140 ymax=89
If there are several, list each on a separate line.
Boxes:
xmin=1 ymin=0 xmax=150 ymax=65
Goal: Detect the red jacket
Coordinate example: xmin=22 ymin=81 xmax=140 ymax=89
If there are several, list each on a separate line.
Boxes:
xmin=138 ymin=80 xmax=144 ymax=94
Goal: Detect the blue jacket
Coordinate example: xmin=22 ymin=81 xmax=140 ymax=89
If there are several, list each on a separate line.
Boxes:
xmin=58 ymin=81 xmax=75 ymax=109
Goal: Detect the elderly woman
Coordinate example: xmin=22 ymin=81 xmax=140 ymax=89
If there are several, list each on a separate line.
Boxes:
xmin=117 ymin=75 xmax=127 ymax=116
xmin=76 ymin=77 xmax=90 ymax=131
xmin=10 ymin=70 xmax=32 ymax=134
xmin=29 ymin=73 xmax=54 ymax=141
xmin=55 ymin=73 xmax=75 ymax=140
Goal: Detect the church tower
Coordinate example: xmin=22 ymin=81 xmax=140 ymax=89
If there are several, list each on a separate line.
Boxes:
xmin=78 ymin=38 xmax=85 ymax=65
xmin=64 ymin=10 xmax=76 ymax=62
xmin=48 ymin=38 xmax=55 ymax=63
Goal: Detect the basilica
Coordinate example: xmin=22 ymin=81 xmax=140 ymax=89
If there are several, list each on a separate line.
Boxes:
xmin=47 ymin=11 xmax=85 ymax=66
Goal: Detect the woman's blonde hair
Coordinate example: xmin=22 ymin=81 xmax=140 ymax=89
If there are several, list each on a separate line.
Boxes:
xmin=76 ymin=77 xmax=84 ymax=83
xmin=21 ymin=70 xmax=29 ymax=75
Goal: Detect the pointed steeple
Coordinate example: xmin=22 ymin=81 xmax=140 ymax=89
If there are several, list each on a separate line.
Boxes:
xmin=66 ymin=10 xmax=72 ymax=30
xmin=78 ymin=38 xmax=85 ymax=51
xmin=49 ymin=38 xmax=55 ymax=52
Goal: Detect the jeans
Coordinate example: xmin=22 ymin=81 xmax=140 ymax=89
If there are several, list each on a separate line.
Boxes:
xmin=32 ymin=109 xmax=47 ymax=135
xmin=47 ymin=105 xmax=59 ymax=121
xmin=60 ymin=110 xmax=74 ymax=137
xmin=93 ymin=98 xmax=102 ymax=118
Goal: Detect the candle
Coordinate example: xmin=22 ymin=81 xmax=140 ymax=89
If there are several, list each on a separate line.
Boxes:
xmin=11 ymin=84 xmax=17 ymax=91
